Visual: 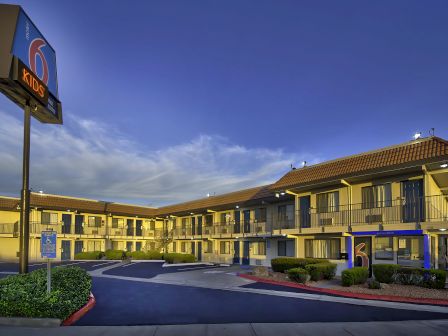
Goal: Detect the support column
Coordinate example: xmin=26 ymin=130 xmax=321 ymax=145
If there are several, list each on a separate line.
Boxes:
xmin=346 ymin=235 xmax=354 ymax=269
xmin=423 ymin=234 xmax=431 ymax=269
xmin=19 ymin=103 xmax=31 ymax=274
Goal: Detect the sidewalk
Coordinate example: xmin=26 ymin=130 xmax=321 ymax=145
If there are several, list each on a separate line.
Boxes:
xmin=1 ymin=320 xmax=448 ymax=336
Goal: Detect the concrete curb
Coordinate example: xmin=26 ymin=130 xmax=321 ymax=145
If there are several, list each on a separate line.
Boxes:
xmin=0 ymin=317 xmax=61 ymax=328
xmin=61 ymin=292 xmax=96 ymax=326
xmin=239 ymin=274 xmax=448 ymax=306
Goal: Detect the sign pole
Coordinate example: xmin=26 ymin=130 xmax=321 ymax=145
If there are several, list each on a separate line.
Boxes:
xmin=47 ymin=258 xmax=51 ymax=293
xmin=19 ymin=102 xmax=31 ymax=274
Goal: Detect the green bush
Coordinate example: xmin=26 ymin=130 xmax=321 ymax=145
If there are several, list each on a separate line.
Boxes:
xmin=0 ymin=266 xmax=91 ymax=320
xmin=392 ymin=268 xmax=447 ymax=289
xmin=105 ymin=249 xmax=126 ymax=260
xmin=367 ymin=279 xmax=381 ymax=289
xmin=305 ymin=263 xmax=337 ymax=281
xmin=163 ymin=253 xmax=195 ymax=264
xmin=271 ymin=258 xmax=329 ymax=273
xmin=341 ymin=267 xmax=369 ymax=287
xmin=126 ymin=250 xmax=163 ymax=260
xmin=74 ymin=251 xmax=104 ymax=260
xmin=287 ymin=268 xmax=309 ymax=284
xmin=372 ymin=264 xmax=400 ymax=283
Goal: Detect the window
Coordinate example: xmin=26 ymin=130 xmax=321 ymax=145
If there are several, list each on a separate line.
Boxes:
xmin=375 ymin=237 xmax=393 ymax=260
xmin=255 ymin=208 xmax=267 ymax=222
xmin=220 ymin=241 xmax=230 ymax=254
xmin=181 ymin=242 xmax=186 ymax=253
xmin=87 ymin=240 xmax=101 ymax=251
xmin=112 ymin=218 xmax=124 ymax=228
xmin=88 ymin=216 xmax=101 ymax=227
xmin=316 ymin=192 xmax=339 ymax=213
xmin=220 ymin=212 xmax=230 ymax=224
xmin=253 ymin=242 xmax=266 ymax=255
xmin=126 ymin=242 xmax=133 ymax=252
xmin=149 ymin=220 xmax=156 ymax=230
xmin=362 ymin=184 xmax=392 ymax=209
xmin=278 ymin=204 xmax=294 ymax=226
xmin=305 ymin=239 xmax=340 ymax=259
xmin=136 ymin=242 xmax=142 ymax=251
xmin=205 ymin=241 xmax=213 ymax=253
xmin=278 ymin=240 xmax=295 ymax=257
xmin=41 ymin=212 xmax=58 ymax=224
xmin=397 ymin=236 xmax=424 ymax=267
xmin=205 ymin=214 xmax=213 ymax=226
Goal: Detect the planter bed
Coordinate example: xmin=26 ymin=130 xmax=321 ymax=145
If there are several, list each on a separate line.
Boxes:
xmin=241 ymin=271 xmax=448 ymax=305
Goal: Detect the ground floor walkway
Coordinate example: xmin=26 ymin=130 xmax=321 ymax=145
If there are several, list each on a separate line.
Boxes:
xmin=2 ymin=320 xmax=448 ymax=336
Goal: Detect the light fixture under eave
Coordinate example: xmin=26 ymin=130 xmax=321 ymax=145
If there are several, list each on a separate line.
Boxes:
xmin=441 ymin=163 xmax=448 ymax=168
xmin=275 ymin=193 xmax=280 ymax=198
xmin=235 ymin=205 xmax=239 ymax=209
xmin=280 ymin=192 xmax=286 ymax=196
xmin=439 ymin=228 xmax=447 ymax=232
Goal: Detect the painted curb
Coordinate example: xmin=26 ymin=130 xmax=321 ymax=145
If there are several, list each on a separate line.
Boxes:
xmin=239 ymin=274 xmax=448 ymax=306
xmin=61 ymin=292 xmax=96 ymax=326
xmin=162 ymin=262 xmax=214 ymax=268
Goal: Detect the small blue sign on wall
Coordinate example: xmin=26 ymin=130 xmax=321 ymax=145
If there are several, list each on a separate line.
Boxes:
xmin=41 ymin=230 xmax=57 ymax=258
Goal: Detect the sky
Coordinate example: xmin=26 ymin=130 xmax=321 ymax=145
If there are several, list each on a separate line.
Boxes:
xmin=1 ymin=0 xmax=447 ymax=206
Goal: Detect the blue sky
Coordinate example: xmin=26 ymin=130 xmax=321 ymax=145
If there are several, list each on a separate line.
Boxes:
xmin=1 ymin=0 xmax=447 ymax=205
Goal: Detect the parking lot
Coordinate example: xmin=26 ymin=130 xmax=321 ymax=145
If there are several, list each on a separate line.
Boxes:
xmin=1 ymin=261 xmax=448 ymax=326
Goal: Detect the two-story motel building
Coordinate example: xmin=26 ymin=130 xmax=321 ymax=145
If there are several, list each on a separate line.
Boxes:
xmin=1 ymin=136 xmax=447 ymax=274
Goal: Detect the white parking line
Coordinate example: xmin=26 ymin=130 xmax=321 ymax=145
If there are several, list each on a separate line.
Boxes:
xmin=59 ymin=261 xmax=92 ymax=267
xmin=90 ymin=262 xmax=115 ymax=268
xmin=121 ymin=263 xmax=137 ymax=267
xmin=176 ymin=266 xmax=220 ymax=271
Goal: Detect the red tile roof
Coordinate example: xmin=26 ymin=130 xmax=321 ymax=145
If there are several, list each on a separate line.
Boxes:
xmin=271 ymin=137 xmax=448 ymax=191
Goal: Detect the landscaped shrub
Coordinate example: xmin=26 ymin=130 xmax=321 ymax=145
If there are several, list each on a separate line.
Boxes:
xmin=0 ymin=266 xmax=91 ymax=320
xmin=271 ymin=258 xmax=329 ymax=273
xmin=126 ymin=250 xmax=163 ymax=260
xmin=341 ymin=267 xmax=369 ymax=287
xmin=74 ymin=251 xmax=104 ymax=260
xmin=392 ymin=268 xmax=447 ymax=289
xmin=372 ymin=264 xmax=400 ymax=283
xmin=305 ymin=263 xmax=337 ymax=281
xmin=367 ymin=278 xmax=381 ymax=289
xmin=287 ymin=268 xmax=309 ymax=284
xmin=163 ymin=253 xmax=195 ymax=264
xmin=105 ymin=249 xmax=126 ymax=260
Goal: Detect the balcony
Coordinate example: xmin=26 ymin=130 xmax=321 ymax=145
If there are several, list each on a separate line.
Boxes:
xmin=107 ymin=227 xmax=155 ymax=238
xmin=294 ymin=195 xmax=448 ymax=232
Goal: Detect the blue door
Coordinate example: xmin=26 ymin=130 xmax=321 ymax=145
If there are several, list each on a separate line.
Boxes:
xmin=234 ymin=210 xmax=241 ymax=234
xmin=135 ymin=220 xmax=142 ymax=236
xmin=75 ymin=215 xmax=83 ymax=234
xmin=233 ymin=241 xmax=240 ymax=264
xmin=242 ymin=241 xmax=250 ymax=265
xmin=243 ymin=210 xmax=251 ymax=234
xmin=191 ymin=242 xmax=196 ymax=257
xmin=299 ymin=196 xmax=311 ymax=228
xmin=402 ymin=180 xmax=424 ymax=223
xmin=197 ymin=242 xmax=202 ymax=261
xmin=127 ymin=219 xmax=134 ymax=236
xmin=62 ymin=214 xmax=72 ymax=234
xmin=74 ymin=240 xmax=83 ymax=255
xmin=197 ymin=216 xmax=202 ymax=235
xmin=61 ymin=240 xmax=71 ymax=260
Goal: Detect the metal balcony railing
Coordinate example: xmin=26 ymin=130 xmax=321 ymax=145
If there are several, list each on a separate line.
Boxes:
xmin=295 ymin=195 xmax=448 ymax=229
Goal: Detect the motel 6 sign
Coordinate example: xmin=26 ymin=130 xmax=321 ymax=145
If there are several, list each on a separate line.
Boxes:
xmin=0 ymin=4 xmax=62 ymax=123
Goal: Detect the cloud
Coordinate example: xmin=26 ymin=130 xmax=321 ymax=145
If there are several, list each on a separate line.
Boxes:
xmin=0 ymin=110 xmax=321 ymax=206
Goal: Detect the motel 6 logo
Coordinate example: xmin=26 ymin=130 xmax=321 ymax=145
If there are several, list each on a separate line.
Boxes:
xmin=28 ymin=37 xmax=49 ymax=85
xmin=28 ymin=38 xmax=49 ymax=85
